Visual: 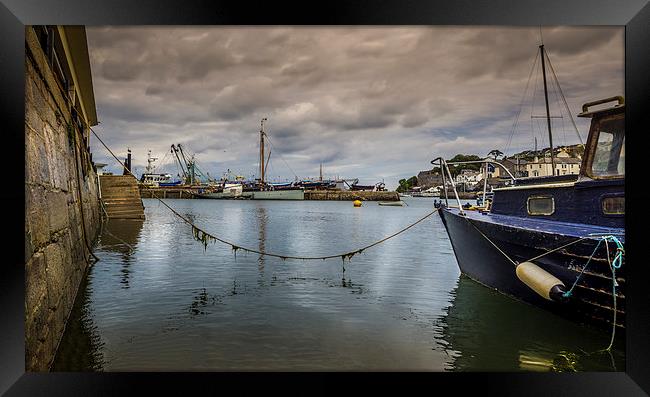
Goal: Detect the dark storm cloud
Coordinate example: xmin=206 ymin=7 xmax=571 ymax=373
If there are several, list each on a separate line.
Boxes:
xmin=87 ymin=26 xmax=623 ymax=187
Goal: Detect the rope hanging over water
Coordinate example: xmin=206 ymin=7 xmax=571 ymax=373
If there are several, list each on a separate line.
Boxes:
xmin=463 ymin=214 xmax=624 ymax=352
xmin=91 ymin=127 xmax=437 ymax=262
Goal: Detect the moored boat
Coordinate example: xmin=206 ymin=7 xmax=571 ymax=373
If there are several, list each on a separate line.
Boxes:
xmin=378 ymin=201 xmax=405 ymax=206
xmin=435 ymin=95 xmax=625 ymax=331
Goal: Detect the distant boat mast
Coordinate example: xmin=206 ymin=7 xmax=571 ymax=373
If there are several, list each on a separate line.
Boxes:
xmin=539 ymin=44 xmax=555 ymax=172
xmin=259 ymin=118 xmax=267 ymax=185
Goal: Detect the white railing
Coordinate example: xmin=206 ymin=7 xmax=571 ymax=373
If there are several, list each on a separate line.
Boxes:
xmin=429 ymin=158 xmax=518 ymax=216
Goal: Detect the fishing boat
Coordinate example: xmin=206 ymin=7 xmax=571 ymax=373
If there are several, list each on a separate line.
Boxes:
xmin=434 ymin=44 xmax=625 ymax=332
xmin=139 ymin=150 xmax=182 ymax=187
xmin=350 ymin=181 xmax=386 ymax=191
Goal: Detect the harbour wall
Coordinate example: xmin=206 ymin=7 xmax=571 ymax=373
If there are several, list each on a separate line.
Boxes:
xmin=139 ymin=187 xmax=400 ymax=201
xmin=24 ymin=33 xmax=102 ymax=371
xmin=305 ymin=191 xmax=399 ymax=201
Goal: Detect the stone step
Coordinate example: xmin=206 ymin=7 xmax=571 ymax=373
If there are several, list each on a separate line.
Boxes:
xmin=100 ymin=181 xmax=139 ymax=187
xmin=102 ymin=183 xmax=139 ymax=188
xmin=103 ymin=196 xmax=143 ymax=202
xmin=105 ymin=213 xmax=145 ymax=219
xmin=105 ymin=201 xmax=143 ymax=208
xmin=100 ymin=176 xmax=145 ymax=219
xmin=102 ymin=192 xmax=140 ymax=200
xmin=106 ymin=210 xmax=145 ymax=216
xmin=102 ymin=194 xmax=142 ymax=200
xmin=106 ymin=208 xmax=145 ymax=215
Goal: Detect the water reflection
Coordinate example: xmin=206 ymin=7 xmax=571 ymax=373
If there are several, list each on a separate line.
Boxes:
xmin=51 ymin=274 xmax=105 ymax=371
xmin=99 ymin=219 xmax=144 ymax=288
xmin=434 ymin=275 xmax=625 ymax=371
xmin=256 ymin=205 xmax=267 ymax=286
xmin=53 ymin=198 xmax=624 ymax=371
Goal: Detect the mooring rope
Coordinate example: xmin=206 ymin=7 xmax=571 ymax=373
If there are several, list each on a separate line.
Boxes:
xmin=90 ymin=127 xmax=437 ymax=261
xmin=458 ymin=208 xmax=625 ymax=351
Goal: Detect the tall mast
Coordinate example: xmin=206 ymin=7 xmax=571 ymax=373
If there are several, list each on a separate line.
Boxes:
xmin=260 ymin=118 xmax=267 ymax=185
xmin=319 ymin=162 xmax=323 ymax=182
xmin=539 ymin=45 xmax=556 ymax=174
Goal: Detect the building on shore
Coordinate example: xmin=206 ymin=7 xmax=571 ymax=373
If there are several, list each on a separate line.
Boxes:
xmin=489 ymin=157 xmax=529 ymax=179
xmin=525 ymin=149 xmax=581 ymax=177
xmin=416 ymin=169 xmax=443 ymax=188
xmin=25 ymin=26 xmax=101 ymax=371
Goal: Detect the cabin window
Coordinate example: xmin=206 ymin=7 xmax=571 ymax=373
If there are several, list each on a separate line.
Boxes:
xmin=527 ymin=196 xmax=554 ymax=215
xmin=590 ymin=114 xmax=625 ymax=177
xmin=602 ymin=196 xmax=624 ymax=215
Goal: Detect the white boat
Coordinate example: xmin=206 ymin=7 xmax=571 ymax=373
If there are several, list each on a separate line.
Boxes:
xmin=140 ymin=150 xmax=182 ymax=187
xmin=223 ymin=183 xmax=243 ymax=197
xmin=419 ymin=186 xmax=442 ymax=197
xmin=378 ymin=201 xmax=405 ymax=206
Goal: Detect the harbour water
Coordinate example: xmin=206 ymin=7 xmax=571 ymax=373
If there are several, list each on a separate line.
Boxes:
xmin=53 ymin=198 xmax=624 ymax=371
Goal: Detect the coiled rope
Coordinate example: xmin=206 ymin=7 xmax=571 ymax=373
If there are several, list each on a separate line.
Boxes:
xmin=90 ymin=127 xmax=437 ymax=262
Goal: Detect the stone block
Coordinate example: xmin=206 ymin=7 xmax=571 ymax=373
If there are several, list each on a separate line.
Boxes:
xmin=25 ymin=185 xmax=50 ymax=251
xmin=47 ymin=190 xmax=69 ymax=234
xmin=25 ymin=128 xmax=50 ymax=186
xmin=25 ymin=95 xmax=44 ymax=134
xmin=25 ymin=252 xmax=47 ymax=316
xmin=43 ymin=124 xmax=62 ymax=188
xmin=44 ymin=242 xmax=65 ymax=310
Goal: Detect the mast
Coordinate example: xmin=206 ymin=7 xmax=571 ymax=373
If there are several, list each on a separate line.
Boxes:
xmin=260 ymin=118 xmax=267 ymax=185
xmin=539 ymin=45 xmax=556 ymax=174
xmin=145 ymin=149 xmax=158 ymax=174
xmin=319 ymin=163 xmax=323 ymax=182
xmin=171 ymin=144 xmax=188 ymax=181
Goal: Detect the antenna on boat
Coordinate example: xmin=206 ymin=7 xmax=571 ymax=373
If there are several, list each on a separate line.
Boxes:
xmin=539 ymin=44 xmax=556 ymax=173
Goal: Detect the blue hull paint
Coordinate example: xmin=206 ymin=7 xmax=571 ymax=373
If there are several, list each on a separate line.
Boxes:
xmin=439 ymin=207 xmax=625 ymax=331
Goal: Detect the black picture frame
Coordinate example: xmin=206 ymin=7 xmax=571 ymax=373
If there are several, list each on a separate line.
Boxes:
xmin=2 ymin=0 xmax=649 ymax=395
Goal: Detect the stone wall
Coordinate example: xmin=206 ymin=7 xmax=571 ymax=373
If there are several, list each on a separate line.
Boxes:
xmin=24 ymin=32 xmax=101 ymax=371
xmin=304 ymin=190 xmax=400 ymax=201
xmin=417 ymin=170 xmax=443 ymax=188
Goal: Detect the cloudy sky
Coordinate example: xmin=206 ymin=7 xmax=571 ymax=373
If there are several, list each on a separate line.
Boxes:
xmin=87 ymin=26 xmax=623 ymax=189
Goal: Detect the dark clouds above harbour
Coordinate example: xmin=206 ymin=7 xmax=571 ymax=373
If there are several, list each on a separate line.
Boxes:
xmin=87 ymin=26 xmax=623 ymax=188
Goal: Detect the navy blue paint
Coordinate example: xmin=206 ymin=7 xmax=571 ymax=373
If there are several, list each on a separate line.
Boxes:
xmin=491 ymin=178 xmax=624 ymax=229
xmin=439 ymin=207 xmax=625 ymax=330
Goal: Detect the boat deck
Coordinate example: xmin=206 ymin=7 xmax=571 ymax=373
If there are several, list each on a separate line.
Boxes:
xmin=443 ymin=207 xmax=624 ymax=242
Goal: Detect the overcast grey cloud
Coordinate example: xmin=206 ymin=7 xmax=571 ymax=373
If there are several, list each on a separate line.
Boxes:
xmin=87 ymin=26 xmax=623 ymax=189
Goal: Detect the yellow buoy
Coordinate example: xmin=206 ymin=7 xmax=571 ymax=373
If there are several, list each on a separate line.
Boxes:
xmin=353 ymin=200 xmax=362 ymax=207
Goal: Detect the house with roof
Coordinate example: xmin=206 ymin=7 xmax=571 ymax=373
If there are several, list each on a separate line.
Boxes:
xmin=525 ymin=149 xmax=582 ymax=177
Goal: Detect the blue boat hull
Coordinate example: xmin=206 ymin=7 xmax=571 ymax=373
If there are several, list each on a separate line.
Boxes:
xmin=438 ymin=207 xmax=625 ymax=331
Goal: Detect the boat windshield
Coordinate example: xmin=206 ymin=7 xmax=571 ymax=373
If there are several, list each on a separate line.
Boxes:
xmin=590 ymin=113 xmax=624 ymax=177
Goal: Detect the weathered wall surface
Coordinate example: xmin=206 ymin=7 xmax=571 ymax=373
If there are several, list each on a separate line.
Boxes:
xmin=24 ymin=32 xmax=101 ymax=371
xmin=305 ymin=190 xmax=400 ymax=201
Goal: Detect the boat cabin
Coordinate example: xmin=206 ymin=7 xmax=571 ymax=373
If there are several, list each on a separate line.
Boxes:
xmin=141 ymin=173 xmax=174 ymax=187
xmin=489 ymin=96 xmax=625 ymax=228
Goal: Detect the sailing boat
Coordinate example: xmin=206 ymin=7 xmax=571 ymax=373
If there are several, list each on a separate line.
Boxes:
xmin=251 ymin=118 xmax=305 ymax=200
xmin=434 ymin=43 xmax=625 ymax=331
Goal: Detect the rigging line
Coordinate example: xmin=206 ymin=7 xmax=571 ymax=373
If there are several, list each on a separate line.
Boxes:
xmin=90 ymin=126 xmax=438 ymax=261
xmin=504 ymin=50 xmax=540 ymax=156
xmin=545 ymin=49 xmax=584 ymax=145
xmin=464 ymin=217 xmax=518 ymax=267
xmin=262 ymin=133 xmax=299 ymax=179
xmin=464 ymin=211 xmax=611 ymax=269
xmin=530 ymin=53 xmax=541 ymax=151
